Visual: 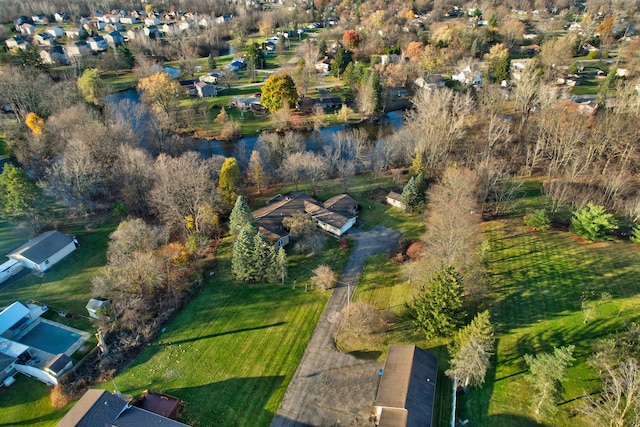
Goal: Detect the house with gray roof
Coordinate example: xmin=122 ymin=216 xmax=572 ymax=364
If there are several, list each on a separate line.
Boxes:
xmin=252 ymin=192 xmax=358 ymax=248
xmin=373 ymin=345 xmax=438 ymax=427
xmin=57 ymin=389 xmax=190 ymax=427
xmin=7 ymin=230 xmax=78 ymax=272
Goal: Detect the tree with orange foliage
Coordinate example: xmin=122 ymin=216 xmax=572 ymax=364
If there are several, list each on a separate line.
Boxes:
xmin=406 ymin=41 xmax=424 ymax=59
xmin=342 ymin=30 xmax=360 ymax=49
xmin=25 ymin=112 xmax=45 ymax=135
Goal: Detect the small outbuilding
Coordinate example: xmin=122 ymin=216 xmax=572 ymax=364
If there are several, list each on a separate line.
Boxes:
xmin=386 ymin=191 xmax=403 ymax=209
xmin=373 ymin=345 xmax=438 ymax=427
xmin=7 ymin=230 xmax=78 ymax=272
xmin=85 ymin=297 xmax=113 ymax=321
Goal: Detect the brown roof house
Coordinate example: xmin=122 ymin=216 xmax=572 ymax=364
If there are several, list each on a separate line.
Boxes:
xmin=253 ymin=192 xmax=358 ymax=248
xmin=7 ymin=230 xmax=78 ymax=272
xmin=57 ymin=389 xmax=190 ymax=427
xmin=373 ymin=345 xmax=438 ymax=427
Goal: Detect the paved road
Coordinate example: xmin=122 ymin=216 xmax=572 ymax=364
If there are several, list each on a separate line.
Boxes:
xmin=272 ymin=226 xmax=401 ymax=427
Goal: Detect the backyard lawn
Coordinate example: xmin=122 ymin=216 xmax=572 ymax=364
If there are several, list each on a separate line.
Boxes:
xmin=104 ymin=236 xmax=351 ymax=426
xmin=349 ymin=179 xmax=640 ymax=427
xmin=0 ymin=218 xmax=116 ymax=427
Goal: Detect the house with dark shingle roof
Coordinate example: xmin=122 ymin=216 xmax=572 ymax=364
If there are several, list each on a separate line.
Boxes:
xmin=373 ymin=345 xmax=438 ymax=427
xmin=7 ymin=230 xmax=78 ymax=272
xmin=57 ymin=389 xmax=190 ymax=427
xmin=252 ymin=192 xmax=358 ymax=248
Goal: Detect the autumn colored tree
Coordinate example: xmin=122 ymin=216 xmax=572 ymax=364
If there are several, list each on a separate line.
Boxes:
xmin=342 ymin=30 xmax=360 ymax=49
xmin=596 ymin=15 xmax=615 ymax=47
xmin=218 ymin=157 xmax=240 ymax=203
xmin=77 ymin=68 xmax=108 ymax=105
xmin=261 ymin=73 xmax=299 ymax=113
xmin=406 ymin=41 xmax=424 ymax=59
xmin=25 ymin=112 xmax=45 ymax=135
xmin=137 ymin=72 xmax=181 ymax=118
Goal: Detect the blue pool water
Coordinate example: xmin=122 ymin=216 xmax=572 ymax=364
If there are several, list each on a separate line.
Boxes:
xmin=18 ymin=322 xmax=82 ymax=355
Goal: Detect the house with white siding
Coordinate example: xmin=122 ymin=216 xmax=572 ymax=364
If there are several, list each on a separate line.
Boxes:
xmin=7 ymin=231 xmax=78 ymax=272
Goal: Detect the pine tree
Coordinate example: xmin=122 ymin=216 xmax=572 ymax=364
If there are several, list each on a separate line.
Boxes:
xmin=570 ymin=203 xmax=618 ymax=242
xmin=275 ymin=247 xmax=287 ymax=285
xmin=524 ymin=345 xmax=575 ymax=417
xmin=232 ymin=226 xmax=258 ymax=281
xmin=252 ymin=231 xmax=271 ymax=282
xmin=229 ymin=195 xmax=255 ymax=235
xmin=447 ymin=310 xmax=495 ymax=388
xmin=411 ymin=265 xmax=466 ymax=339
xmin=401 ymin=172 xmax=427 ymax=213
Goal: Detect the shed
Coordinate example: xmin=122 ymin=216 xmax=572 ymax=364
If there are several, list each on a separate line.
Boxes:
xmin=386 ymin=191 xmax=403 ymax=209
xmin=86 ymin=298 xmax=113 ymax=321
xmin=374 ymin=345 xmax=438 ymax=427
xmin=8 ymin=231 xmax=78 ymax=272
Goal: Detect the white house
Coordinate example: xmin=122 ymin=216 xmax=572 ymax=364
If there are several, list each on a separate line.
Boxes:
xmin=7 ymin=230 xmax=78 ymax=272
xmin=452 ymin=65 xmax=482 ymax=85
xmin=39 ymin=46 xmax=69 ymax=65
xmin=46 ymin=26 xmax=65 ymax=38
xmin=145 ymin=16 xmax=161 ymax=26
xmin=87 ymin=36 xmax=108 ymax=51
xmin=386 ymin=191 xmax=404 ymax=209
xmin=5 ymin=36 xmax=29 ymax=50
xmin=120 ymin=16 xmax=140 ymax=24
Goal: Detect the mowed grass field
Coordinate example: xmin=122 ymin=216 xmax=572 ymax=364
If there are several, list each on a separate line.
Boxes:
xmin=350 ymin=181 xmax=640 ymax=427
xmin=105 ymin=236 xmax=351 ymax=426
xmin=459 ymin=218 xmax=640 ymax=426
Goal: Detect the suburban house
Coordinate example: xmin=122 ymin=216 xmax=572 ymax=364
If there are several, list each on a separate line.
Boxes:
xmin=0 ymin=302 xmax=89 ymax=387
xmin=105 ymin=31 xmax=125 ymax=47
xmin=194 ymin=81 xmax=218 ymax=98
xmin=65 ymin=41 xmax=91 ymax=57
xmin=252 ymin=192 xmax=359 ymax=248
xmin=87 ymin=35 xmax=108 ymax=52
xmin=7 ymin=230 xmax=78 ymax=272
xmin=414 ymin=74 xmax=446 ymax=91
xmin=46 ymin=26 xmax=65 ymax=38
xmin=5 ymin=36 xmax=30 ymax=50
xmin=34 ymin=32 xmax=56 ymax=46
xmin=452 ymin=65 xmax=483 ymax=85
xmin=227 ymin=57 xmax=247 ymax=71
xmin=57 ymin=389 xmax=190 ymax=427
xmin=144 ymin=16 xmax=161 ymax=26
xmin=143 ymin=25 xmax=160 ymax=38
xmin=386 ymin=191 xmax=404 ymax=209
xmin=40 ymin=46 xmax=69 ymax=65
xmin=373 ymin=345 xmax=438 ymax=427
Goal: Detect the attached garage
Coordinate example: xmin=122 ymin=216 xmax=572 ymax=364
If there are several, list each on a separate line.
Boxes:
xmin=7 ymin=231 xmax=78 ymax=272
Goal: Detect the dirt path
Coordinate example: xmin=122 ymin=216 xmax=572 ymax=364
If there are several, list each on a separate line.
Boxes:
xmin=271 ymin=226 xmax=401 ymax=427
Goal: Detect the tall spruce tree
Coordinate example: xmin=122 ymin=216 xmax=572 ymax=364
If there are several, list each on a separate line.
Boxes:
xmin=232 ymin=226 xmax=258 ymax=281
xmin=229 ymin=195 xmax=255 ymax=235
xmin=411 ymin=265 xmax=466 ymax=339
xmin=401 ymin=172 xmax=427 ymax=213
xmin=447 ymin=310 xmax=495 ymax=388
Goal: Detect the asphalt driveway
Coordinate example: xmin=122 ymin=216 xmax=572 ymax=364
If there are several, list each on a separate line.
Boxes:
xmin=271 ymin=226 xmax=401 ymax=427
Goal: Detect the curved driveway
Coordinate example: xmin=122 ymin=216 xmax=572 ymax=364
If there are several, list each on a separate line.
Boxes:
xmin=272 ymin=225 xmax=401 ymax=427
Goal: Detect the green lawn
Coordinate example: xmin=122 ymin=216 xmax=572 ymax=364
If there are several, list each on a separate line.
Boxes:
xmin=346 ymin=179 xmax=640 ymax=427
xmin=458 ymin=217 xmax=640 ymax=426
xmin=103 ymin=236 xmax=350 ymax=426
xmin=0 ymin=218 xmax=116 ymax=427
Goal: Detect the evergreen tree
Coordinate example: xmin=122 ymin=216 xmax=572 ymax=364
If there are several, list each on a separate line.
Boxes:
xmin=408 ymin=153 xmax=425 ymax=178
xmin=411 ymin=265 xmax=466 ymax=339
xmin=252 ymin=231 xmax=271 ymax=282
xmin=494 ymin=54 xmax=511 ymax=82
xmin=447 ymin=310 xmax=495 ymax=388
xmin=370 ymin=72 xmax=384 ymax=114
xmin=229 ymin=195 xmax=255 ymax=235
xmin=331 ymin=47 xmax=352 ymax=79
xmin=570 ymin=203 xmax=618 ymax=242
xmin=524 ymin=345 xmax=575 ymax=416
xmin=232 ymin=226 xmax=258 ymax=281
xmin=117 ymin=45 xmax=135 ymax=69
xmin=0 ymin=163 xmax=43 ymax=232
xmin=401 ymin=172 xmax=427 ymax=213
xmin=275 ymin=247 xmax=288 ymax=284
xmin=208 ymin=53 xmax=217 ymax=70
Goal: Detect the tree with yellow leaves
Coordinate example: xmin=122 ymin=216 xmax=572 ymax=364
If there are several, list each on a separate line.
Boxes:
xmin=25 ymin=112 xmax=45 ymax=135
xmin=137 ymin=72 xmax=180 ymax=119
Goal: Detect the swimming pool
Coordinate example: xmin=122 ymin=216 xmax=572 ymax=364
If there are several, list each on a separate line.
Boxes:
xmin=18 ymin=321 xmax=83 ymax=355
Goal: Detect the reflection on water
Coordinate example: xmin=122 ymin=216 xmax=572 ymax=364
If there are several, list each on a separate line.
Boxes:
xmin=107 ymin=89 xmax=405 ymax=159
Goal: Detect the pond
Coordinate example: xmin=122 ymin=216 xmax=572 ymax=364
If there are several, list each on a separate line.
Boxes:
xmin=107 ymin=89 xmax=406 ymax=159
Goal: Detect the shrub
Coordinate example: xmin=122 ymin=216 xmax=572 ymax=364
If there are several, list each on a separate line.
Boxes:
xmin=525 ymin=209 xmax=551 ymax=231
xmin=570 ymin=203 xmax=618 ymax=242
xmin=587 ymin=50 xmax=600 ymax=59
xmin=631 ymin=224 xmax=640 ymax=244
